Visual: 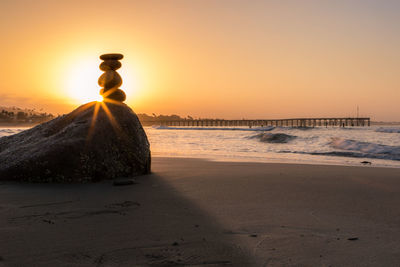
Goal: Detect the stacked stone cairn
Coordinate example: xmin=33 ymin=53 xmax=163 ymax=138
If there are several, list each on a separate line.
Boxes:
xmin=98 ymin=53 xmax=126 ymax=102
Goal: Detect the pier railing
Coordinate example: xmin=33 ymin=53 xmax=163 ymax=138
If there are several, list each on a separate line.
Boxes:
xmin=154 ymin=117 xmax=370 ymax=127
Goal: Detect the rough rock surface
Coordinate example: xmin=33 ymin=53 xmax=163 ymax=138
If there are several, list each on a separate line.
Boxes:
xmin=0 ymin=102 xmax=151 ymax=182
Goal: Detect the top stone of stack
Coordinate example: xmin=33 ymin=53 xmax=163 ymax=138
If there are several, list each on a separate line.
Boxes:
xmin=100 ymin=53 xmax=124 ymax=60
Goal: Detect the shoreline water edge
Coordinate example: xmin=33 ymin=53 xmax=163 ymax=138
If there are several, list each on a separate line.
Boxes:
xmin=1 ymin=125 xmax=400 ymax=168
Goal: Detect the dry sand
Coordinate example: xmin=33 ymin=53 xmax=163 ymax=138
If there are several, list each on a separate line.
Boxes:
xmin=0 ymin=157 xmax=400 ymax=266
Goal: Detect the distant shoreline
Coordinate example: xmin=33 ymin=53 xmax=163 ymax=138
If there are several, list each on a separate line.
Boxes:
xmin=0 ymin=122 xmax=39 ymax=128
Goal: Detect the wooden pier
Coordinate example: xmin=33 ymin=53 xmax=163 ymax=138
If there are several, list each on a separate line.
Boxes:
xmin=158 ymin=117 xmax=370 ymax=127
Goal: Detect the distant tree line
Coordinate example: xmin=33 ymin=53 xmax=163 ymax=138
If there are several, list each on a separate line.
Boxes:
xmin=137 ymin=113 xmax=183 ymax=125
xmin=137 ymin=113 xmax=196 ymax=125
xmin=0 ymin=109 xmax=54 ymax=124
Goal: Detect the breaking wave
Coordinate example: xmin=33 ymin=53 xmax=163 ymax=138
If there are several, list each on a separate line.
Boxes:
xmin=375 ymin=127 xmax=400 ymax=133
xmin=329 ymin=138 xmax=400 ymax=160
xmin=250 ymin=133 xmax=296 ymax=143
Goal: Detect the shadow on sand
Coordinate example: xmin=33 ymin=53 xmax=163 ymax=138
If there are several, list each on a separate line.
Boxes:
xmin=0 ymin=171 xmax=254 ymax=266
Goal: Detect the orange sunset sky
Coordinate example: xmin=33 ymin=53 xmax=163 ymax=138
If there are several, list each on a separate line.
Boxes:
xmin=0 ymin=0 xmax=399 ymax=121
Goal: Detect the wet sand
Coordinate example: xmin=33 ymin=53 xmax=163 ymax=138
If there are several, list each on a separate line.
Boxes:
xmin=1 ymin=157 xmax=400 ymax=266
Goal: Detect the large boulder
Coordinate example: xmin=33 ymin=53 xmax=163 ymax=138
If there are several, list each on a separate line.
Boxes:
xmin=0 ymin=102 xmax=151 ymax=182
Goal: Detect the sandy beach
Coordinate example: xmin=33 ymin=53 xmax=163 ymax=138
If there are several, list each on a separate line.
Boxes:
xmin=1 ymin=157 xmax=400 ymax=266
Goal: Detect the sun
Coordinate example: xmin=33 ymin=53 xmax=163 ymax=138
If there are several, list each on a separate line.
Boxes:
xmin=66 ymin=59 xmax=104 ymax=103
xmin=62 ymin=53 xmax=138 ymax=105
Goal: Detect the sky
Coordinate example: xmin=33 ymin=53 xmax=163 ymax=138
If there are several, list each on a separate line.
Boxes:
xmin=0 ymin=0 xmax=399 ymax=120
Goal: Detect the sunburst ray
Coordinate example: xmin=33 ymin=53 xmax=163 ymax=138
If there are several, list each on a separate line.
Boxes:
xmin=86 ymin=101 xmax=101 ymax=142
xmin=101 ymin=87 xmax=117 ymax=98
xmin=100 ymin=101 xmax=123 ymax=135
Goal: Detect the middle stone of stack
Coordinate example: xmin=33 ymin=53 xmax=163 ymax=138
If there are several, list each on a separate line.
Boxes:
xmin=98 ymin=53 xmax=126 ymax=102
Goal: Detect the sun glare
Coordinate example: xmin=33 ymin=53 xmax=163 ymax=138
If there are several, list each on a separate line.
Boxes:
xmin=66 ymin=59 xmax=103 ymax=103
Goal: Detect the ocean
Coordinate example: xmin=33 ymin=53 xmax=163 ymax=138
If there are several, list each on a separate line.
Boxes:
xmin=2 ymin=125 xmax=400 ymax=168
